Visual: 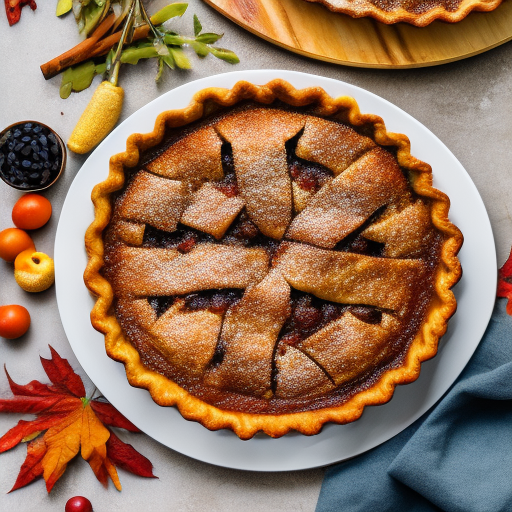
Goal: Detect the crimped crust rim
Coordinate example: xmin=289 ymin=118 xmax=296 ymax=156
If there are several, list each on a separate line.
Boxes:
xmin=304 ymin=0 xmax=503 ymax=26
xmin=84 ymin=79 xmax=463 ymax=439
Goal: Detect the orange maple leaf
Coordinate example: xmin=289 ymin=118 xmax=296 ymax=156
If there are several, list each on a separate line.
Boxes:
xmin=0 ymin=346 xmax=156 ymax=493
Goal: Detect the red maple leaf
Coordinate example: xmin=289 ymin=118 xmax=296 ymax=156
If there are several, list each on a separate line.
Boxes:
xmin=0 ymin=346 xmax=157 ymax=493
xmin=497 ymin=247 xmax=512 ymax=316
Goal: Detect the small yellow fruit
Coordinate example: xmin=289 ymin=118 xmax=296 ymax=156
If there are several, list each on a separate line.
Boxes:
xmin=14 ymin=250 xmax=55 ymax=292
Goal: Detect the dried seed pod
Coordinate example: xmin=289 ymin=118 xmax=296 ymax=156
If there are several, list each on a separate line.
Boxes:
xmin=67 ymin=81 xmax=124 ymax=154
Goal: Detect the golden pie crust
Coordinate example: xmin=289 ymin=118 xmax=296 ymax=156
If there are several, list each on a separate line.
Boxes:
xmin=304 ymin=0 xmax=503 ymax=26
xmin=84 ymin=79 xmax=463 ymax=439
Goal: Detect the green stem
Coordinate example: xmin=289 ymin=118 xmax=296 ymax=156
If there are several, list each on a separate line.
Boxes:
xmin=138 ymin=0 xmax=162 ymax=40
xmin=108 ymin=0 xmax=136 ymax=85
xmin=88 ymin=386 xmax=98 ymax=400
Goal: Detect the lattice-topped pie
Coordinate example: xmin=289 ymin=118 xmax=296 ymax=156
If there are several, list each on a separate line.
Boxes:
xmin=304 ymin=0 xmax=503 ymax=26
xmin=84 ymin=80 xmax=462 ymax=439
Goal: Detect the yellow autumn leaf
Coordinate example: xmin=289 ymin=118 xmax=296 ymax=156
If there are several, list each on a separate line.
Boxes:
xmin=87 ymin=447 xmax=121 ymax=491
xmin=104 ymin=457 xmax=122 ymax=491
xmin=41 ymin=407 xmax=83 ymax=492
xmin=81 ymin=403 xmax=110 ymax=461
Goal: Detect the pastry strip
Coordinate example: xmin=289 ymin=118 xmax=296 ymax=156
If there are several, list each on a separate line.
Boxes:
xmin=180 ymin=183 xmax=245 ymax=239
xmin=151 ymin=303 xmax=223 ymax=376
xmin=216 ymin=109 xmax=305 ymax=239
xmin=118 ymin=171 xmax=187 ymax=233
xmin=276 ymin=242 xmax=426 ymax=311
xmin=298 ymin=312 xmax=400 ymax=386
xmin=295 ymin=117 xmax=375 ymax=175
xmin=275 ymin=345 xmax=335 ymax=398
xmin=362 ymin=201 xmax=435 ymax=258
xmin=145 ymin=126 xmax=224 ymax=183
xmin=286 ymin=148 xmax=409 ymax=248
xmin=109 ymin=244 xmax=269 ymax=297
xmin=204 ymin=271 xmax=291 ymax=397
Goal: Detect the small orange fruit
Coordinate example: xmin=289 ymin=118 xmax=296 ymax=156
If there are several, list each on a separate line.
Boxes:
xmin=0 ymin=305 xmax=31 ymax=339
xmin=14 ymin=250 xmax=55 ymax=292
xmin=12 ymin=194 xmax=52 ymax=230
xmin=0 ymin=228 xmax=35 ymax=262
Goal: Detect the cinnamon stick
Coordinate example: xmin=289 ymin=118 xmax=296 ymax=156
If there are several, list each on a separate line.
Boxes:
xmin=40 ymin=13 xmax=117 ymax=80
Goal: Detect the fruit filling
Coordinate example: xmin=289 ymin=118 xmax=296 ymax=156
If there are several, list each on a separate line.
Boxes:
xmin=213 ymin=142 xmax=238 ymax=197
xmin=279 ymin=291 xmax=383 ymax=350
xmin=286 ymin=132 xmax=333 ymax=192
xmin=148 ymin=289 xmax=243 ymax=318
xmin=143 ymin=224 xmax=215 ymax=252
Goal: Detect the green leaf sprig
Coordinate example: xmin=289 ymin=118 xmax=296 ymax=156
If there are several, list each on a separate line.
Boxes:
xmin=59 ymin=3 xmax=239 ymax=99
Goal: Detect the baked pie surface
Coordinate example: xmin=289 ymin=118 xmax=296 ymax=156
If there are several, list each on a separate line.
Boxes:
xmin=84 ymin=79 xmax=462 ymax=439
xmin=304 ymin=0 xmax=503 ymax=26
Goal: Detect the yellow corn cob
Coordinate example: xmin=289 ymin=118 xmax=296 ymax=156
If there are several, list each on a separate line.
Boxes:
xmin=67 ymin=81 xmax=124 ymax=154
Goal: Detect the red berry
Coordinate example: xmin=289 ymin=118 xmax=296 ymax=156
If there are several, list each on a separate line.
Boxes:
xmin=65 ymin=496 xmax=92 ymax=512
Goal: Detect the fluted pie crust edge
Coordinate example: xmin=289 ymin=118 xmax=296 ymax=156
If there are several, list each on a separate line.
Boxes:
xmin=84 ymin=79 xmax=463 ymax=439
xmin=304 ymin=0 xmax=503 ymax=26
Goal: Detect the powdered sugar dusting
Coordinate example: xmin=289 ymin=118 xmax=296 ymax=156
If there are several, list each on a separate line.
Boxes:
xmin=181 ymin=182 xmax=245 ymax=239
xmin=216 ymin=109 xmax=305 ymax=239
xmin=286 ymin=148 xmax=410 ymax=248
xmin=105 ymin=105 xmax=442 ymax=409
xmin=119 ymin=172 xmax=188 ymax=233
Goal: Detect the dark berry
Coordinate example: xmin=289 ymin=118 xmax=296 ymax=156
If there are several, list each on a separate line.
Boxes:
xmin=41 ymin=170 xmax=51 ymax=183
xmin=349 ymin=306 xmax=382 ymax=324
xmin=184 ymin=293 xmax=209 ymax=310
xmin=322 ymin=303 xmax=343 ymax=324
xmin=294 ymin=304 xmax=322 ymax=332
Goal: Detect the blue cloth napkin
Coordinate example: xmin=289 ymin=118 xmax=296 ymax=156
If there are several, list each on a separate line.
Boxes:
xmin=316 ymin=298 xmax=512 ymax=512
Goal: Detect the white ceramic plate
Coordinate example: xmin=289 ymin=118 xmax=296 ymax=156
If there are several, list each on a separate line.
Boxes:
xmin=55 ymin=70 xmax=496 ymax=472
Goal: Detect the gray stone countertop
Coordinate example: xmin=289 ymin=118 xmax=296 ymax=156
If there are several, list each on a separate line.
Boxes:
xmin=1 ymin=1 xmax=511 ymax=510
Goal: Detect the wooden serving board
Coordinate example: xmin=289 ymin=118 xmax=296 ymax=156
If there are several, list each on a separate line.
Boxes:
xmin=203 ymin=0 xmax=512 ymax=68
